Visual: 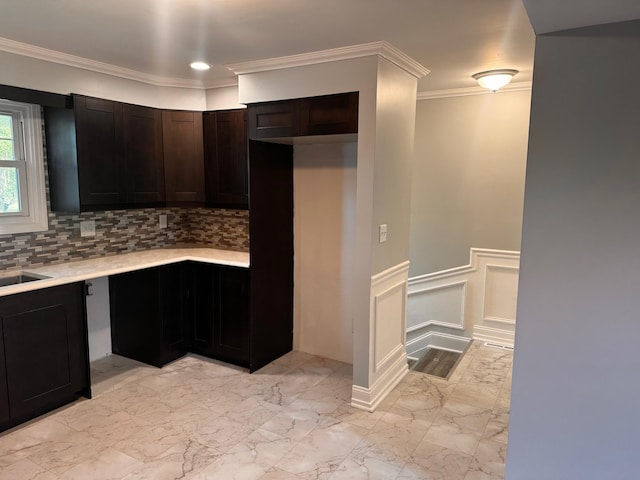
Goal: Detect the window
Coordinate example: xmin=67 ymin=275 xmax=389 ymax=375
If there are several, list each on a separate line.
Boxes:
xmin=0 ymin=99 xmax=47 ymax=235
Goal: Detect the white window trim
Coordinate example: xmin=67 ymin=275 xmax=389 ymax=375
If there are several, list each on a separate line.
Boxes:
xmin=0 ymin=100 xmax=48 ymax=235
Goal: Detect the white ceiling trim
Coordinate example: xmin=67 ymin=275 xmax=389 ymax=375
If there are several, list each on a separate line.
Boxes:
xmin=226 ymin=41 xmax=430 ymax=79
xmin=417 ymin=81 xmax=532 ymax=100
xmin=0 ymin=36 xmax=238 ymax=90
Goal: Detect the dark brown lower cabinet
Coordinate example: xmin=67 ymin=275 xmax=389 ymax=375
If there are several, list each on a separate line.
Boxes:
xmin=0 ymin=327 xmax=9 ymax=425
xmin=0 ymin=283 xmax=90 ymax=431
xmin=191 ymin=263 xmax=249 ymax=367
xmin=109 ymin=263 xmax=188 ymax=367
xmin=110 ymin=262 xmax=251 ymax=369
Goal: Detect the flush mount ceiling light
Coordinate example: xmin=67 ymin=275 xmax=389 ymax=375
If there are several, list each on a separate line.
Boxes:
xmin=190 ymin=61 xmax=211 ymax=71
xmin=472 ymin=69 xmax=518 ymax=92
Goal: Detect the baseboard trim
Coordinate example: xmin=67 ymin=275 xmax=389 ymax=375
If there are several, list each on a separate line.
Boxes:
xmin=406 ymin=329 xmax=471 ymax=357
xmin=351 ymin=350 xmax=409 ymax=412
xmin=473 ymin=325 xmax=515 ymax=348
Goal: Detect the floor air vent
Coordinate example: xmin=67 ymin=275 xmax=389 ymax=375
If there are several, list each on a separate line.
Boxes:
xmin=484 ymin=342 xmax=514 ymax=351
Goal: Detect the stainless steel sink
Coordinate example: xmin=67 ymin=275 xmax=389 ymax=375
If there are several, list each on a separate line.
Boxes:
xmin=0 ymin=272 xmax=50 ymax=288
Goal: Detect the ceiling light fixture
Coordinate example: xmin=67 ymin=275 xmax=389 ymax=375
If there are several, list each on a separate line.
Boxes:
xmin=472 ymin=69 xmax=518 ymax=92
xmin=190 ymin=61 xmax=211 ymax=71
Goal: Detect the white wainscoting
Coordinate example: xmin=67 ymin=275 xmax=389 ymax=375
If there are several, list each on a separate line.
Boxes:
xmin=407 ymin=249 xmax=520 ymax=353
xmin=351 ymin=261 xmax=410 ymax=412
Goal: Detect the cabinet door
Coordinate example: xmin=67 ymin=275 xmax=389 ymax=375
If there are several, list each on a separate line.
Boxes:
xmin=191 ymin=262 xmax=215 ymax=356
xmin=299 ymin=92 xmax=358 ymax=136
xmin=214 ymin=266 xmax=250 ymax=366
xmin=74 ymin=95 xmax=126 ymax=207
xmin=203 ymin=110 xmax=248 ymax=209
xmin=0 ymin=325 xmax=9 ymax=424
xmin=159 ymin=263 xmax=188 ymax=365
xmin=190 ymin=264 xmax=250 ymax=367
xmin=162 ymin=110 xmax=205 ymax=204
xmin=248 ymin=100 xmax=298 ymax=139
xmin=1 ymin=283 xmax=89 ymax=422
xmin=110 ymin=265 xmax=187 ymax=367
xmin=123 ymin=104 xmax=165 ymax=206
xmin=110 ymin=267 xmax=162 ymax=366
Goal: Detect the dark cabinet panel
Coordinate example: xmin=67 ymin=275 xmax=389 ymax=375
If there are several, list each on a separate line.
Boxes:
xmin=203 ymin=109 xmax=248 ymax=209
xmin=45 ymin=95 xmax=166 ymax=212
xmin=191 ymin=262 xmax=215 ymax=357
xmin=0 ymin=324 xmax=8 ymax=424
xmin=248 ymin=93 xmax=358 ymax=140
xmin=160 ymin=264 xmax=188 ymax=363
xmin=74 ymin=96 xmax=125 ymax=207
xmin=248 ymin=140 xmax=294 ymax=372
xmin=191 ymin=263 xmax=250 ymax=367
xmin=162 ymin=110 xmax=205 ymax=204
xmin=214 ymin=266 xmax=250 ymax=365
xmin=248 ymin=100 xmax=299 ymax=139
xmin=110 ymin=264 xmax=188 ymax=367
xmin=123 ymin=104 xmax=165 ymax=205
xmin=0 ymin=283 xmax=89 ymax=427
xmin=110 ymin=267 xmax=161 ymax=366
xmin=299 ymin=92 xmax=358 ymax=136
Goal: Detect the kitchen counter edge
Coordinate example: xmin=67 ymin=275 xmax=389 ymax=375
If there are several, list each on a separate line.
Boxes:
xmin=0 ymin=248 xmax=250 ymax=297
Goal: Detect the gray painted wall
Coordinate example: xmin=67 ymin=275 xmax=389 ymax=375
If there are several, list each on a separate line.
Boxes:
xmin=507 ymin=20 xmax=640 ymax=479
xmin=409 ymin=92 xmax=530 ymax=276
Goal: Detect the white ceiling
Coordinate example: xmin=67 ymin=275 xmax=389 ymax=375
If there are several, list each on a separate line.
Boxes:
xmin=521 ymin=0 xmax=640 ymax=34
xmin=0 ymin=0 xmax=536 ymax=93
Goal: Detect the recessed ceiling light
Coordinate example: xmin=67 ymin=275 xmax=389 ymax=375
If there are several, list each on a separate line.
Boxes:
xmin=190 ymin=61 xmax=211 ymax=71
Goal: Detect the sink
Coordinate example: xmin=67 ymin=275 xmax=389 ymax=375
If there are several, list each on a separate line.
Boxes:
xmin=0 ymin=272 xmax=50 ymax=288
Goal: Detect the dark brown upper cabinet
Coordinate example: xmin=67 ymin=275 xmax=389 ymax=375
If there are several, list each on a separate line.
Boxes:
xmin=299 ymin=92 xmax=359 ymax=136
xmin=162 ymin=110 xmax=205 ymax=205
xmin=248 ymin=99 xmax=299 ymax=140
xmin=123 ymin=104 xmax=165 ymax=205
xmin=45 ymin=95 xmax=165 ymax=212
xmin=247 ymin=92 xmax=358 ymax=140
xmin=203 ymin=109 xmax=248 ymax=209
xmin=74 ymin=96 xmax=125 ymax=208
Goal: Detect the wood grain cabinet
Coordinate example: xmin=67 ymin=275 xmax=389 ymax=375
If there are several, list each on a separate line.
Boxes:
xmin=74 ymin=96 xmax=125 ymax=207
xmin=248 ymin=99 xmax=299 ymax=140
xmin=0 ymin=283 xmax=90 ymax=431
xmin=299 ymin=92 xmax=358 ymax=136
xmin=191 ymin=263 xmax=250 ymax=367
xmin=203 ymin=109 xmax=249 ymax=209
xmin=123 ymin=104 xmax=165 ymax=205
xmin=110 ymin=262 xmax=251 ymax=370
xmin=45 ymin=95 xmax=165 ymax=212
xmin=248 ymin=92 xmax=358 ymax=140
xmin=162 ymin=110 xmax=205 ymax=205
xmin=109 ymin=263 xmax=188 ymax=368
xmin=0 ymin=332 xmax=9 ymax=425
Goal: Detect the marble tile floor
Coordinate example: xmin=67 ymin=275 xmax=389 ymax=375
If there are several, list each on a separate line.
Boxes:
xmin=0 ymin=341 xmax=512 ymax=480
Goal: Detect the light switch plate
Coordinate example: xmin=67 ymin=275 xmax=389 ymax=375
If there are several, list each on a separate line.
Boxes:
xmin=80 ymin=220 xmax=96 ymax=237
xmin=379 ymin=224 xmax=388 ymax=243
xmin=159 ymin=214 xmax=168 ymax=229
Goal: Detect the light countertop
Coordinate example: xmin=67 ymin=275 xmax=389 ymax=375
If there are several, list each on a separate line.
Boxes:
xmin=0 ymin=247 xmax=250 ymax=297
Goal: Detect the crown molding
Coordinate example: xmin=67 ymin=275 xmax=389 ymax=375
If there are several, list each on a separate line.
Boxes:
xmin=417 ymin=81 xmax=532 ymax=100
xmin=226 ymin=41 xmax=430 ymax=79
xmin=0 ymin=36 xmax=240 ymax=90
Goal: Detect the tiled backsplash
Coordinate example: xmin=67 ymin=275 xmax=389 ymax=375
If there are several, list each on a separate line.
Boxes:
xmin=187 ymin=208 xmax=250 ymax=250
xmin=0 ymin=207 xmax=249 ymax=272
xmin=0 ymin=115 xmax=249 ymax=272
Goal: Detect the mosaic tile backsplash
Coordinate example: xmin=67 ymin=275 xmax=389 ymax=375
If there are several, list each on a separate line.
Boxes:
xmin=0 ymin=116 xmax=249 ymax=272
xmin=0 ymin=207 xmax=249 ymax=272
